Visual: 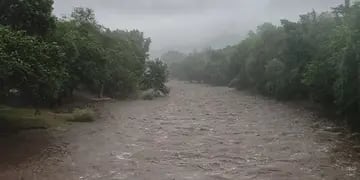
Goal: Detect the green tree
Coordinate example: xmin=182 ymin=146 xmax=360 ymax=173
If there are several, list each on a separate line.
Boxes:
xmin=141 ymin=59 xmax=169 ymax=94
xmin=0 ymin=0 xmax=55 ymax=36
xmin=0 ymin=27 xmax=67 ymax=105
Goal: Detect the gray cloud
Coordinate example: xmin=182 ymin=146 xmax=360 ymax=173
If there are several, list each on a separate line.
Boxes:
xmin=53 ymin=0 xmax=343 ymax=57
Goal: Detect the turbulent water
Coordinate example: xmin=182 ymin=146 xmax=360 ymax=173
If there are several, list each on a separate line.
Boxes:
xmin=1 ymin=81 xmax=360 ymax=180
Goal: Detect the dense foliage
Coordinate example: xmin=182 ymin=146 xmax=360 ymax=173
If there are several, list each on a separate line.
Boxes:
xmin=51 ymin=7 xmax=152 ymax=99
xmin=0 ymin=27 xmax=66 ymax=105
xmin=170 ymin=0 xmax=360 ymax=118
xmin=0 ymin=0 xmax=55 ymax=36
xmin=0 ymin=1 xmax=168 ymax=106
xmin=141 ymin=59 xmax=169 ymax=94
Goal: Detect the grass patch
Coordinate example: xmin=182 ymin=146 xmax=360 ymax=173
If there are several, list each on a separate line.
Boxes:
xmin=0 ymin=107 xmax=69 ymax=132
xmin=66 ymin=108 xmax=95 ymax=122
xmin=0 ymin=106 xmax=96 ymax=132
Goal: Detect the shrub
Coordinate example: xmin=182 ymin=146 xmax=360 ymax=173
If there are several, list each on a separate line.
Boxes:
xmin=67 ymin=108 xmax=95 ymax=122
xmin=141 ymin=59 xmax=169 ymax=95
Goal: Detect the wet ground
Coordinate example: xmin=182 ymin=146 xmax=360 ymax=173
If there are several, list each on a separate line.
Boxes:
xmin=1 ymin=81 xmax=360 ymax=180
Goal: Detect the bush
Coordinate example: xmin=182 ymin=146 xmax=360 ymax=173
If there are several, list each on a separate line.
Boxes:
xmin=141 ymin=59 xmax=169 ymax=95
xmin=67 ymin=108 xmax=95 ymax=122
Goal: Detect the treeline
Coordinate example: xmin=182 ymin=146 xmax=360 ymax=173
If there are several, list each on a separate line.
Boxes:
xmin=166 ymin=47 xmax=236 ymax=86
xmin=167 ymin=0 xmax=360 ymax=118
xmin=0 ymin=0 xmax=168 ymax=107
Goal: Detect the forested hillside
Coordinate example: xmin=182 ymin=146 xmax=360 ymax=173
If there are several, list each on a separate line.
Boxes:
xmin=0 ymin=0 xmax=168 ymax=107
xmin=169 ymin=0 xmax=360 ymax=121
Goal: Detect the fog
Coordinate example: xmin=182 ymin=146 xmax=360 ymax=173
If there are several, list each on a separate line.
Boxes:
xmin=53 ymin=0 xmax=343 ymax=57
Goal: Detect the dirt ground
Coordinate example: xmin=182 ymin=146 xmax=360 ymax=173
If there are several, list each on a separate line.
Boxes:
xmin=1 ymin=81 xmax=360 ymax=180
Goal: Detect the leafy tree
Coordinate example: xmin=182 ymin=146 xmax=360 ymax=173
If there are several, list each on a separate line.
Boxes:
xmin=141 ymin=59 xmax=169 ymax=94
xmin=0 ymin=0 xmax=55 ymax=36
xmin=50 ymin=8 xmax=152 ymax=98
xmin=0 ymin=27 xmax=67 ymax=105
xmin=1 ymin=4 xmax=152 ymax=106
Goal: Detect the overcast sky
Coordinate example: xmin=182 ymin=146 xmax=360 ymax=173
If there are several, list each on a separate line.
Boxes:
xmin=53 ymin=0 xmax=343 ymax=57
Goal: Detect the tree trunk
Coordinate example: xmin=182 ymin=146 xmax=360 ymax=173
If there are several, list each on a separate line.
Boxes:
xmin=358 ymin=54 xmax=360 ymax=114
xmin=99 ymin=84 xmax=104 ymax=98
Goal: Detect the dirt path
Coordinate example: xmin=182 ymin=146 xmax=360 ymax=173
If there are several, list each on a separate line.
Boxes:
xmin=1 ymin=81 xmax=360 ymax=180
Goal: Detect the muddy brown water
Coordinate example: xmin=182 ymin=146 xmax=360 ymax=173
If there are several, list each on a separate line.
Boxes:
xmin=1 ymin=81 xmax=360 ymax=180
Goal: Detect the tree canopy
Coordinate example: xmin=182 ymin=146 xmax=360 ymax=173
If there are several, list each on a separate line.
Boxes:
xmin=0 ymin=0 xmax=55 ymax=36
xmin=0 ymin=3 xmax=168 ymax=106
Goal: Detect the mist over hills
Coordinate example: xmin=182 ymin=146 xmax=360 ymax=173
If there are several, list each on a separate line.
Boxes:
xmin=156 ymin=0 xmax=343 ymax=57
